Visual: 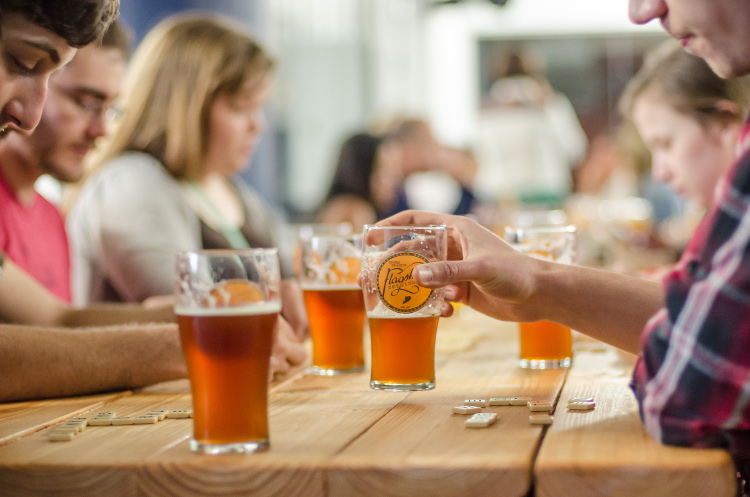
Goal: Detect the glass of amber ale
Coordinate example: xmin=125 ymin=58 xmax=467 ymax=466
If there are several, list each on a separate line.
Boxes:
xmin=175 ymin=249 xmax=281 ymax=454
xmin=361 ymin=225 xmax=447 ymax=391
xmin=504 ymin=225 xmax=576 ymax=369
xmin=299 ymin=234 xmax=365 ymax=374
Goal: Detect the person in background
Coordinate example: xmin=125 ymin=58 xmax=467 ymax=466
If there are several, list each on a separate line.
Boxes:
xmin=380 ymin=118 xmax=478 ymax=218
xmin=316 ymin=132 xmax=402 ymax=232
xmin=67 ymin=14 xmax=307 ymax=369
xmin=475 ymin=48 xmax=588 ymax=207
xmin=379 ymin=0 xmax=750 ymax=486
xmin=623 ymin=41 xmax=750 ymax=212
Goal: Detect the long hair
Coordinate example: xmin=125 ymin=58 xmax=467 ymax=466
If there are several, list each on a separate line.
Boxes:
xmin=89 ymin=13 xmax=274 ymax=182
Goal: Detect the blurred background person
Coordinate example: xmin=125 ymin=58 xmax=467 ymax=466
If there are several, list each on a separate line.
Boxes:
xmin=474 ymin=47 xmax=588 ymax=208
xmin=379 ymin=117 xmax=478 ymax=218
xmin=316 ymin=132 xmax=402 ymax=232
xmin=67 ymin=13 xmax=307 ymax=372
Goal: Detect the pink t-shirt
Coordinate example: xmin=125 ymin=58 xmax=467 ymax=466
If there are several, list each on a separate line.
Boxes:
xmin=0 ymin=172 xmax=71 ymax=302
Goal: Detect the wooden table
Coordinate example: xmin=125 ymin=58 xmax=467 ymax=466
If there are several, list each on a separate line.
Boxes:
xmin=0 ymin=313 xmax=737 ymax=497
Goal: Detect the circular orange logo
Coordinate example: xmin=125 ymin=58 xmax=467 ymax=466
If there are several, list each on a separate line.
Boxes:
xmin=376 ymin=251 xmax=433 ymax=313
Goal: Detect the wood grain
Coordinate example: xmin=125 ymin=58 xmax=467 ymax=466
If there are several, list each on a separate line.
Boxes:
xmin=534 ymin=346 xmax=737 ymax=497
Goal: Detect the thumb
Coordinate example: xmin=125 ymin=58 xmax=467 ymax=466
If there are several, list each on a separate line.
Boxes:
xmin=413 ymin=261 xmax=475 ymax=288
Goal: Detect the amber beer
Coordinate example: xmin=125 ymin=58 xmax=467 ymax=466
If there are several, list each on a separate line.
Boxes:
xmin=302 ymin=284 xmax=365 ymax=374
xmin=368 ymin=314 xmax=440 ymax=389
xmin=176 ymin=303 xmax=278 ymax=451
xmin=518 ymin=321 xmax=572 ymax=369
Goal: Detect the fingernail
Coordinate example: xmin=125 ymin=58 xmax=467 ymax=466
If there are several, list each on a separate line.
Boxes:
xmin=416 ymin=266 xmax=433 ymax=284
xmin=445 ymin=287 xmax=457 ymax=301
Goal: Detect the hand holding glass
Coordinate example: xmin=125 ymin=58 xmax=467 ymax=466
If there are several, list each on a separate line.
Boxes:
xmin=361 ymin=225 xmax=447 ymax=391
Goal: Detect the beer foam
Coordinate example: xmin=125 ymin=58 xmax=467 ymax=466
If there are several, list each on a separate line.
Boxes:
xmin=175 ymin=301 xmax=281 ymax=317
xmin=300 ymin=283 xmax=361 ymax=291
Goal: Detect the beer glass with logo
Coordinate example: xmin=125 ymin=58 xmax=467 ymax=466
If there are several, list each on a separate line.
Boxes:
xmin=361 ymin=225 xmax=447 ymax=391
xmin=175 ymin=249 xmax=281 ymax=454
xmin=299 ymin=234 xmax=365 ymax=375
xmin=504 ymin=225 xmax=576 ymax=369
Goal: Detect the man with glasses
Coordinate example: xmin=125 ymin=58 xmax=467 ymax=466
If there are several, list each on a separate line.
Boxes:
xmin=0 ymin=20 xmax=128 ymax=301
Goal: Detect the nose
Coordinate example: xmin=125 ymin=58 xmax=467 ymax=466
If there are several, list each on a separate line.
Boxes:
xmin=651 ymin=154 xmax=672 ymax=183
xmin=85 ymin=111 xmax=108 ymax=140
xmin=5 ymin=78 xmax=48 ymax=132
xmin=628 ymin=0 xmax=667 ymax=25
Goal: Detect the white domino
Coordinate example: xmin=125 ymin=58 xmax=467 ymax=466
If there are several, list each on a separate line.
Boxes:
xmin=133 ymin=415 xmax=159 ymax=424
xmin=488 ymin=398 xmax=511 ymax=406
xmin=527 ymin=401 xmax=553 ymax=412
xmin=145 ymin=410 xmax=169 ymax=421
xmin=51 ymin=424 xmax=80 ymax=434
xmin=529 ymin=414 xmax=554 ymax=425
xmin=49 ymin=431 xmax=75 ymax=441
xmin=465 ymin=412 xmax=497 ymax=428
xmin=92 ymin=412 xmax=116 ymax=418
xmin=509 ymin=397 xmax=532 ymax=406
xmin=567 ymin=401 xmax=595 ymax=411
xmin=87 ymin=417 xmax=114 ymax=426
xmin=111 ymin=417 xmax=135 ymax=425
xmin=568 ymin=397 xmax=594 ymax=405
xmin=166 ymin=410 xmax=192 ymax=419
xmin=464 ymin=399 xmax=486 ymax=407
xmin=452 ymin=405 xmax=482 ymax=415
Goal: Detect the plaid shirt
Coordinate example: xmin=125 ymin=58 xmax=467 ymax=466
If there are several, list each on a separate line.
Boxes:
xmin=631 ymin=121 xmax=750 ymax=459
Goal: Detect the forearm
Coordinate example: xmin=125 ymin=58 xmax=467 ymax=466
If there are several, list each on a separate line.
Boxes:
xmin=0 ymin=323 xmax=186 ymax=403
xmin=534 ymin=262 xmax=663 ymax=353
xmin=58 ymin=303 xmax=175 ymax=327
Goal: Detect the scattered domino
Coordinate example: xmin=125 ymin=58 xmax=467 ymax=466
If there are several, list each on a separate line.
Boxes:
xmin=568 ymin=397 xmax=594 ymax=405
xmin=488 ymin=398 xmax=511 ymax=406
xmin=92 ymin=412 xmax=116 ymax=418
xmin=111 ymin=417 xmax=135 ymax=425
xmin=51 ymin=424 xmax=80 ymax=434
xmin=464 ymin=399 xmax=486 ymax=407
xmin=166 ymin=410 xmax=192 ymax=419
xmin=133 ymin=415 xmax=159 ymax=424
xmin=49 ymin=431 xmax=75 ymax=441
xmin=87 ymin=417 xmax=113 ymax=426
xmin=509 ymin=397 xmax=532 ymax=406
xmin=527 ymin=401 xmax=553 ymax=412
xmin=452 ymin=405 xmax=482 ymax=415
xmin=465 ymin=412 xmax=497 ymax=428
xmin=568 ymin=401 xmax=595 ymax=411
xmin=145 ymin=410 xmax=169 ymax=421
xmin=530 ymin=414 xmax=553 ymax=425
xmin=67 ymin=417 xmax=88 ymax=425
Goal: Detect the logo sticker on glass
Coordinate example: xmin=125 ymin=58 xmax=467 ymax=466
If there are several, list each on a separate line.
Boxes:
xmin=376 ymin=251 xmax=433 ymax=313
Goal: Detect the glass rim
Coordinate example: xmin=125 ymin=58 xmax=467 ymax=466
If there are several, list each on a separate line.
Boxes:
xmin=175 ymin=248 xmax=279 ymax=258
xmin=362 ymin=224 xmax=447 ymax=231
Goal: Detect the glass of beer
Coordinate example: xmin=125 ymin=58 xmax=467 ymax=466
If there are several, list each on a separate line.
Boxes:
xmin=361 ymin=225 xmax=447 ymax=391
xmin=504 ymin=225 xmax=576 ymax=369
xmin=174 ymin=249 xmax=281 ymax=454
xmin=299 ymin=234 xmax=365 ymax=375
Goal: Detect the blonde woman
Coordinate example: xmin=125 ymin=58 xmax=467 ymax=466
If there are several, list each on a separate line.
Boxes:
xmin=67 ymin=13 xmax=307 ymax=374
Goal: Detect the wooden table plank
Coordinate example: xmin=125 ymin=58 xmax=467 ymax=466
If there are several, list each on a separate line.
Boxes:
xmin=0 ymin=392 xmax=129 ymax=446
xmin=534 ymin=346 xmax=737 ymax=497
xmin=327 ymin=319 xmax=566 ymax=497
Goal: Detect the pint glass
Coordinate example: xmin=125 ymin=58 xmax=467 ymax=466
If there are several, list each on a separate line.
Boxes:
xmin=299 ymin=234 xmax=365 ymax=375
xmin=504 ymin=225 xmax=576 ymax=369
xmin=175 ymin=249 xmax=281 ymax=454
xmin=361 ymin=225 xmax=447 ymax=391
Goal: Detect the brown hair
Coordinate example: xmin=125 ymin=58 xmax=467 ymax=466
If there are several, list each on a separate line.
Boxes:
xmin=0 ymin=0 xmax=119 ymax=47
xmin=99 ymin=18 xmax=131 ymax=60
xmin=620 ymin=41 xmax=750 ymax=127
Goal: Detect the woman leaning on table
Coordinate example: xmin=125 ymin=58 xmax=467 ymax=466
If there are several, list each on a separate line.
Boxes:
xmin=66 ymin=13 xmax=307 ymax=374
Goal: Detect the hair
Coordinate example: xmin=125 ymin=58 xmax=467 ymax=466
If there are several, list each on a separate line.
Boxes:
xmin=98 ymin=18 xmax=131 ymax=60
xmin=325 ymin=133 xmax=382 ymax=203
xmin=90 ymin=13 xmax=274 ymax=182
xmin=0 ymin=0 xmax=119 ymax=47
xmin=620 ymin=40 xmax=750 ymax=127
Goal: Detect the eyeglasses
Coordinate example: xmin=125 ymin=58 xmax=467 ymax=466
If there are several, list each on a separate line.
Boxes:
xmin=49 ymin=82 xmax=124 ymax=121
